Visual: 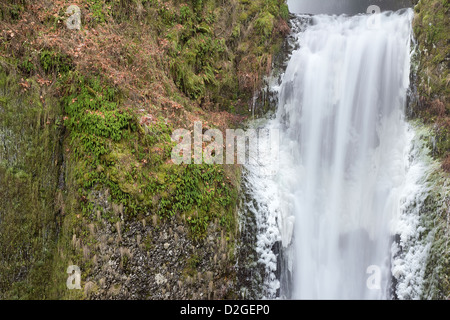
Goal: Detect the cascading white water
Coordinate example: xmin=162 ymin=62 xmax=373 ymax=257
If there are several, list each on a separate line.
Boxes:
xmin=281 ymin=10 xmax=415 ymax=300
xmin=242 ymin=9 xmax=431 ymax=300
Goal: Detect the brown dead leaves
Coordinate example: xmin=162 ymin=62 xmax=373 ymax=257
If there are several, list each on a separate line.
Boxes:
xmin=18 ymin=78 xmax=31 ymax=91
xmin=3 ymin=1 xmax=247 ymax=139
xmin=36 ymin=74 xmax=52 ymax=87
xmin=442 ymin=154 xmax=450 ymax=173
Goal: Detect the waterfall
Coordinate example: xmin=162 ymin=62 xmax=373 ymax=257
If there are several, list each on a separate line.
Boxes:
xmin=241 ymin=9 xmax=432 ymax=300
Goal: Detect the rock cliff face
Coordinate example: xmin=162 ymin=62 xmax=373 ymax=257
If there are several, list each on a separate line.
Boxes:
xmin=411 ymin=0 xmax=449 ymax=158
xmin=409 ymin=0 xmax=449 ymax=299
xmin=0 ymin=0 xmax=289 ymax=299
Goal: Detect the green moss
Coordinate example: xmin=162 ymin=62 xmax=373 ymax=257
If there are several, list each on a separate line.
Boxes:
xmin=413 ymin=0 xmax=449 ymax=96
xmin=0 ymin=65 xmax=64 ymax=299
xmin=0 ymin=2 xmax=24 ymax=21
xmin=411 ymin=2 xmax=449 ymax=297
xmin=19 ymin=57 xmax=36 ymax=75
xmin=134 ymin=0 xmax=290 ymax=110
xmin=279 ymin=3 xmax=289 ymax=20
xmin=255 ymin=12 xmax=275 ymax=39
xmin=166 ymin=6 xmax=226 ymax=100
xmin=183 ymin=253 xmax=201 ymax=277
xmin=40 ymin=49 xmax=74 ymax=75
xmin=417 ymin=169 xmax=450 ymax=299
xmin=157 ymin=164 xmax=237 ymax=239
xmin=62 ymin=75 xmax=134 ymax=163
xmin=87 ymin=0 xmax=111 ymax=24
xmin=411 ymin=0 xmax=450 ymax=157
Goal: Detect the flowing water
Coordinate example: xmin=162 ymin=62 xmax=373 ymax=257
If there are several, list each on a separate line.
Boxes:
xmin=240 ymin=9 xmax=432 ymax=300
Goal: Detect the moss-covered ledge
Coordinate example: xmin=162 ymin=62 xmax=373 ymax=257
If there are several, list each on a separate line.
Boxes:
xmin=411 ymin=0 xmax=450 ymax=164
xmin=409 ymin=0 xmax=450 ymax=299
